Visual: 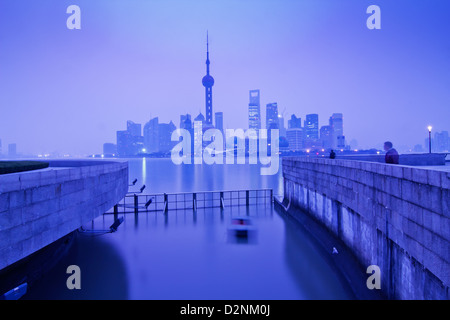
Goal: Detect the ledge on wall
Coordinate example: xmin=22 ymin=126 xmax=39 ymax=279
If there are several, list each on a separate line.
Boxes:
xmin=333 ymin=153 xmax=447 ymax=166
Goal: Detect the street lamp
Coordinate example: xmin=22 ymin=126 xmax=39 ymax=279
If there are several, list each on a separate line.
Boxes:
xmin=427 ymin=126 xmax=432 ymax=153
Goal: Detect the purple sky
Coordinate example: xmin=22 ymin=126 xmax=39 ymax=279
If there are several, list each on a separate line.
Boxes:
xmin=0 ymin=0 xmax=449 ymax=156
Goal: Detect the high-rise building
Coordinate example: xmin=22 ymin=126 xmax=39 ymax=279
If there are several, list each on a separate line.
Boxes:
xmin=117 ymin=121 xmax=144 ymax=156
xmin=248 ymin=90 xmax=261 ymax=130
xmin=266 ymin=103 xmax=279 ymax=130
xmin=278 ymin=114 xmax=286 ymax=137
xmin=329 ymin=113 xmax=344 ymax=149
xmin=202 ymin=32 xmax=215 ymax=126
xmin=288 ymin=114 xmax=302 ymax=129
xmin=215 ymin=112 xmax=223 ymax=133
xmin=180 ymin=114 xmax=192 ymax=130
xmin=158 ymin=121 xmax=176 ymax=153
xmin=194 ymin=113 xmax=205 ymax=126
xmin=8 ymin=143 xmax=16 ymax=158
xmin=193 ymin=118 xmax=203 ymax=158
xmin=286 ymin=128 xmax=304 ymax=151
xmin=127 ymin=120 xmax=141 ymax=137
xmin=320 ymin=125 xmax=333 ymax=149
xmin=117 ymin=130 xmax=133 ymax=156
xmin=337 ymin=135 xmax=346 ymax=149
xmin=143 ymin=117 xmax=159 ymax=153
xmin=434 ymin=131 xmax=449 ymax=152
xmin=304 ymin=114 xmax=319 ymax=140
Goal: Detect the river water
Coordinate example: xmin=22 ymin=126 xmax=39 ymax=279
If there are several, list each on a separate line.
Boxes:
xmin=23 ymin=158 xmax=356 ymax=299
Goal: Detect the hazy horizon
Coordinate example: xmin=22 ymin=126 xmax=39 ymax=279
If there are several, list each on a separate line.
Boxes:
xmin=1 ymin=0 xmax=449 ymax=156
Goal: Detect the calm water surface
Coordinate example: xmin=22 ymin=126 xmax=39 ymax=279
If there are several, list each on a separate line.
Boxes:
xmin=24 ymin=158 xmax=355 ymax=299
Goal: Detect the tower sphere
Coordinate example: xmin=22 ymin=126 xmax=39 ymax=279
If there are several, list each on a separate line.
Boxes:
xmin=202 ymin=74 xmax=214 ymax=87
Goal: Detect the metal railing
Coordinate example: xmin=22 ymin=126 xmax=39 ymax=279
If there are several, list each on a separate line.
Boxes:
xmin=106 ymin=189 xmax=273 ymax=215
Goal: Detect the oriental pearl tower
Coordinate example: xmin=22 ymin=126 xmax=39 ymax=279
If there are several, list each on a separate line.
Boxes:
xmin=202 ymin=32 xmax=215 ymax=126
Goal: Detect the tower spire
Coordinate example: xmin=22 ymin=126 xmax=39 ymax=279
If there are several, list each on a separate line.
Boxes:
xmin=202 ymin=31 xmax=214 ymax=126
xmin=206 ymin=31 xmax=210 ymax=75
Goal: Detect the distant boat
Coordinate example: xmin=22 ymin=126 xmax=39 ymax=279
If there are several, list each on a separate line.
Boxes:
xmin=227 ymin=217 xmax=256 ymax=238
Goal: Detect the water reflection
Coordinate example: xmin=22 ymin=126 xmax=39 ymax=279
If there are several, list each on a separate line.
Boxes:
xmin=108 ymin=204 xmax=302 ymax=300
xmin=142 ymin=157 xmax=147 ymax=182
xmin=127 ymin=158 xmax=283 ymax=195
xmin=22 ymin=158 xmax=354 ymax=300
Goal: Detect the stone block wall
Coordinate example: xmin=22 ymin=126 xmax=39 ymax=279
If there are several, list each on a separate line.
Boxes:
xmin=282 ymin=157 xmax=449 ymax=299
xmin=0 ymin=160 xmax=128 ymax=270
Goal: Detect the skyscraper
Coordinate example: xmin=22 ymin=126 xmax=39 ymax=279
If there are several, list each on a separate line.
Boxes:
xmin=158 ymin=121 xmax=176 ymax=153
xmin=266 ymin=103 xmax=279 ymax=130
xmin=143 ymin=117 xmax=159 ymax=153
xmin=194 ymin=113 xmax=205 ymax=126
xmin=304 ymin=114 xmax=319 ymax=140
xmin=329 ymin=113 xmax=344 ymax=149
xmin=337 ymin=136 xmax=346 ymax=149
xmin=248 ymin=90 xmax=261 ymax=130
xmin=8 ymin=143 xmax=16 ymax=158
xmin=193 ymin=114 xmax=204 ymax=158
xmin=180 ymin=114 xmax=192 ymax=130
xmin=117 ymin=130 xmax=133 ymax=156
xmin=288 ymin=114 xmax=302 ymax=129
xmin=215 ymin=112 xmax=223 ymax=133
xmin=180 ymin=114 xmax=194 ymax=154
xmin=286 ymin=128 xmax=304 ymax=151
xmin=202 ymin=32 xmax=215 ymax=126
xmin=434 ymin=131 xmax=449 ymax=152
xmin=278 ymin=114 xmax=286 ymax=137
xmin=320 ymin=125 xmax=332 ymax=149
xmin=117 ymin=121 xmax=144 ymax=156
xmin=127 ymin=120 xmax=141 ymax=137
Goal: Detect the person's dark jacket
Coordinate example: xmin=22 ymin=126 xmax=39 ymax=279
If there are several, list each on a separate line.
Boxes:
xmin=385 ymin=148 xmax=399 ymax=164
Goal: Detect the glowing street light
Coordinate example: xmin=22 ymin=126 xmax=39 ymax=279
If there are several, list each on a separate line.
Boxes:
xmin=428 ymin=126 xmax=432 ymax=153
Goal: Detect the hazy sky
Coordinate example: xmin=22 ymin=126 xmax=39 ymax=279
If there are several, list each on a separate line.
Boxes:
xmin=0 ymin=0 xmax=449 ymax=155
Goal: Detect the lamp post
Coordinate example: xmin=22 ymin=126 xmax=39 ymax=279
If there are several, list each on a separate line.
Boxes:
xmin=427 ymin=126 xmax=432 ymax=153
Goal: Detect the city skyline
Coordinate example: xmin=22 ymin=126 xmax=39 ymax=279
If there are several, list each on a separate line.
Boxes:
xmin=1 ymin=0 xmax=449 ymax=156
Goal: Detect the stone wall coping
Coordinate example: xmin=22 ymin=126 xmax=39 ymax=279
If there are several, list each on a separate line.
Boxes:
xmin=0 ymin=160 xmax=128 ymax=194
xmin=282 ymin=157 xmax=449 ymax=190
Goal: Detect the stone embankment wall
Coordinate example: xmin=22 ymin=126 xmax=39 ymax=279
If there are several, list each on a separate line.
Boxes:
xmin=0 ymin=160 xmax=128 ymax=270
xmin=282 ymin=157 xmax=449 ymax=299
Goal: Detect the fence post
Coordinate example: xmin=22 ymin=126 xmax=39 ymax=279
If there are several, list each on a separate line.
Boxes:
xmin=134 ymin=194 xmax=138 ymax=214
xmin=114 ymin=204 xmax=118 ymax=220
xmin=220 ymin=191 xmax=224 ymax=209
xmin=246 ymin=190 xmax=250 ymax=206
xmin=193 ymin=193 xmax=197 ymax=211
xmin=163 ymin=193 xmax=168 ymax=214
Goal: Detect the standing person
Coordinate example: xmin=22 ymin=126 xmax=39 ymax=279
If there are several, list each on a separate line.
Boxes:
xmin=384 ymin=141 xmax=399 ymax=164
xmin=329 ymin=149 xmax=336 ymax=159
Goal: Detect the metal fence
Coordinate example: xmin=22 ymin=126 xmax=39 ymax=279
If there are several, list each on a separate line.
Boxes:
xmin=106 ymin=189 xmax=273 ymax=215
